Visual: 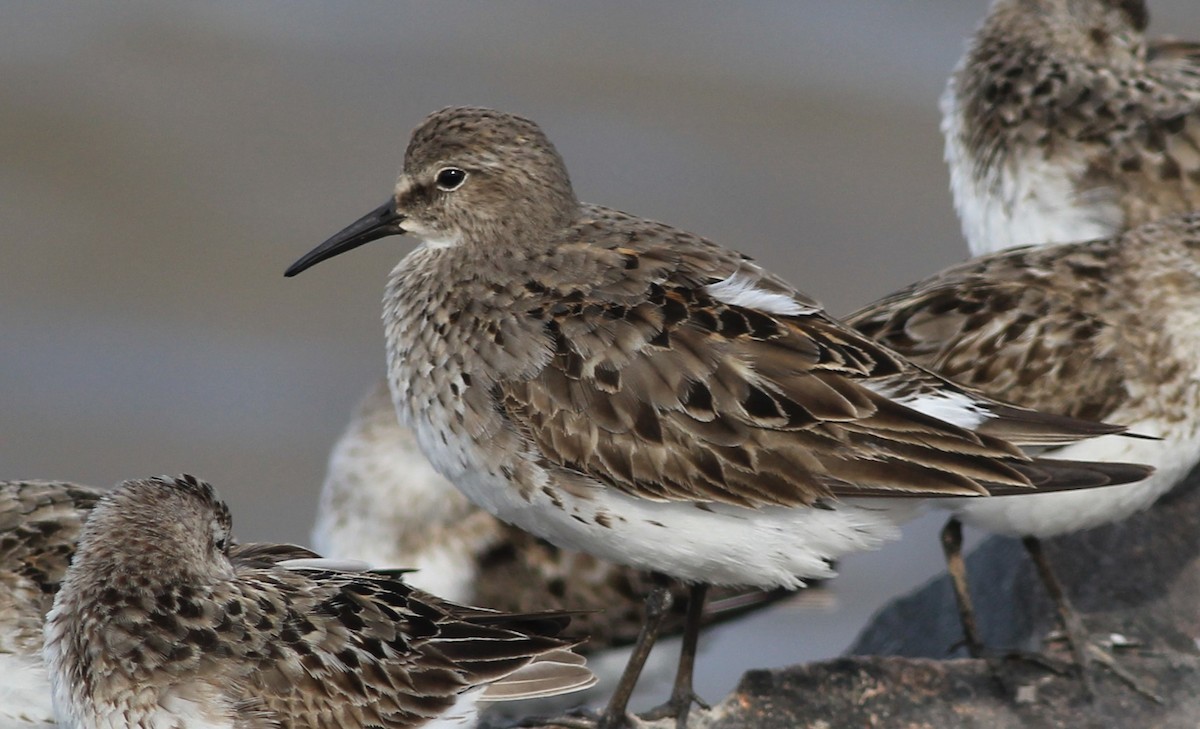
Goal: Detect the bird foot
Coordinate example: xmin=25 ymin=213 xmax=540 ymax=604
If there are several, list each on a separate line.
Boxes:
xmin=639 ymin=689 xmax=710 ymax=729
xmin=1041 ymin=630 xmax=1164 ymax=703
xmin=980 ymin=648 xmax=1072 ymax=697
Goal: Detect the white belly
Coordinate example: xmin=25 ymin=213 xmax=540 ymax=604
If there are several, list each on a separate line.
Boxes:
xmin=446 ymin=458 xmax=917 ymax=589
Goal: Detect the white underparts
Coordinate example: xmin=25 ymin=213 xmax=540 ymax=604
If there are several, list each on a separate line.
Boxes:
xmin=0 ymin=653 xmax=55 ymax=727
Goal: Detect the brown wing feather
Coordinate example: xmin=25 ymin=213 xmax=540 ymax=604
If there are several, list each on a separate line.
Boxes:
xmin=0 ymin=481 xmax=101 ymax=655
xmin=492 ymin=212 xmax=1144 ymax=509
xmin=224 ymin=565 xmax=588 ymax=725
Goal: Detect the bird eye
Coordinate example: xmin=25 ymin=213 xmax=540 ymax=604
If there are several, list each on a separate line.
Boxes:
xmin=435 ymin=167 xmax=467 ymax=191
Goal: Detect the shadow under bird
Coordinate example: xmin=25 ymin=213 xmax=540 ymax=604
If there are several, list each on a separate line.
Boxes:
xmin=285 ymin=106 xmax=1153 ymax=728
xmin=42 ymin=475 xmax=595 ymax=729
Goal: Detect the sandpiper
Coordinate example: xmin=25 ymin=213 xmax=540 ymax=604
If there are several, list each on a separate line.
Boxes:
xmin=285 ymin=106 xmax=1151 ymax=727
xmin=0 ymin=480 xmax=100 ymax=728
xmin=43 ymin=474 xmax=596 ymax=729
xmin=849 ymin=212 xmax=1200 ymax=693
xmin=313 ymin=379 xmax=793 ymax=652
xmin=942 ymin=0 xmax=1200 ymax=255
xmin=1 ymin=479 xmax=328 ymax=727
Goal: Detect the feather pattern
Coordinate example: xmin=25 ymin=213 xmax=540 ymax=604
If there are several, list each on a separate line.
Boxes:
xmin=43 ymin=476 xmax=595 ymax=729
xmin=469 ymin=205 xmax=1146 ymax=505
xmin=290 ymin=106 xmax=1151 ymax=589
xmin=313 ymin=379 xmax=796 ymax=651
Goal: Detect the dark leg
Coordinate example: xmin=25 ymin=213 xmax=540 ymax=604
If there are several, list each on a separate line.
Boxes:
xmin=1022 ymin=537 xmax=1092 ymax=689
xmin=670 ymin=583 xmax=710 ymax=728
xmin=596 ymin=574 xmax=675 ymax=729
xmin=644 ymin=583 xmax=711 ymax=728
xmin=940 ymin=520 xmax=1067 ymax=699
xmin=941 ymin=517 xmax=984 ymax=657
xmin=1021 ymin=537 xmax=1163 ymax=702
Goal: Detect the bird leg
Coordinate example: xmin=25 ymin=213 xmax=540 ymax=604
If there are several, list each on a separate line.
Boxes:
xmin=941 ymin=517 xmax=985 ymax=657
xmin=596 ymin=574 xmax=675 ymax=729
xmin=1022 ymin=536 xmax=1162 ymax=702
xmin=643 ymin=583 xmax=711 ymax=729
xmin=941 ymin=520 xmax=1072 ymax=696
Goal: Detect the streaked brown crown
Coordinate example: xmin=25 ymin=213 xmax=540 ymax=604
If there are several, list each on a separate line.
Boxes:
xmin=985 ymin=0 xmax=1149 ymax=65
xmin=398 ymin=107 xmax=579 ymax=246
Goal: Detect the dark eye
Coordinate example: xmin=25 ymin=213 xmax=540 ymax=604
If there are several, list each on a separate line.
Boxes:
xmin=435 ymin=167 xmax=467 ymax=191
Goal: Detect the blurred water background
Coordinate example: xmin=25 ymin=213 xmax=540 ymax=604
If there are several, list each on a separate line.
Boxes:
xmin=4 ymin=0 xmax=1198 ymax=708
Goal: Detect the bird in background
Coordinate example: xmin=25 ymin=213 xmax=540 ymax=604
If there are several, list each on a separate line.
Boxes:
xmin=849 ymin=213 xmax=1200 ymax=696
xmin=942 ymin=0 xmax=1200 ymax=256
xmin=43 ymin=474 xmax=596 ymax=729
xmin=0 ymin=479 xmax=328 ymax=728
xmin=285 ymin=106 xmax=1152 ymax=728
xmin=923 ymin=0 xmax=1200 ymax=692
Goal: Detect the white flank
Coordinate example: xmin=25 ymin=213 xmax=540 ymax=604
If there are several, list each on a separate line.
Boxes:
xmin=424 ymin=417 xmax=920 ymax=589
xmin=705 ymin=272 xmax=810 ymax=317
xmin=948 ymin=415 xmax=1199 ymax=537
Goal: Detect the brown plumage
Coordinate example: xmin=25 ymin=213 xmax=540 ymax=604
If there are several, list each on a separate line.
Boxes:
xmin=846 ymin=212 xmax=1200 ymax=530
xmin=0 ymin=481 xmax=101 ymax=727
xmin=0 ymin=481 xmax=100 ymax=660
xmin=314 ymin=379 xmax=796 ymax=661
xmin=0 ymin=479 xmax=325 ymax=727
xmin=852 ymin=238 xmax=1127 ymax=424
xmin=482 ymin=216 xmax=1147 ymax=503
xmin=313 ymin=379 xmax=795 ymax=652
xmin=284 ymin=105 xmax=1154 ymax=726
xmin=43 ymin=475 xmax=595 ymax=728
